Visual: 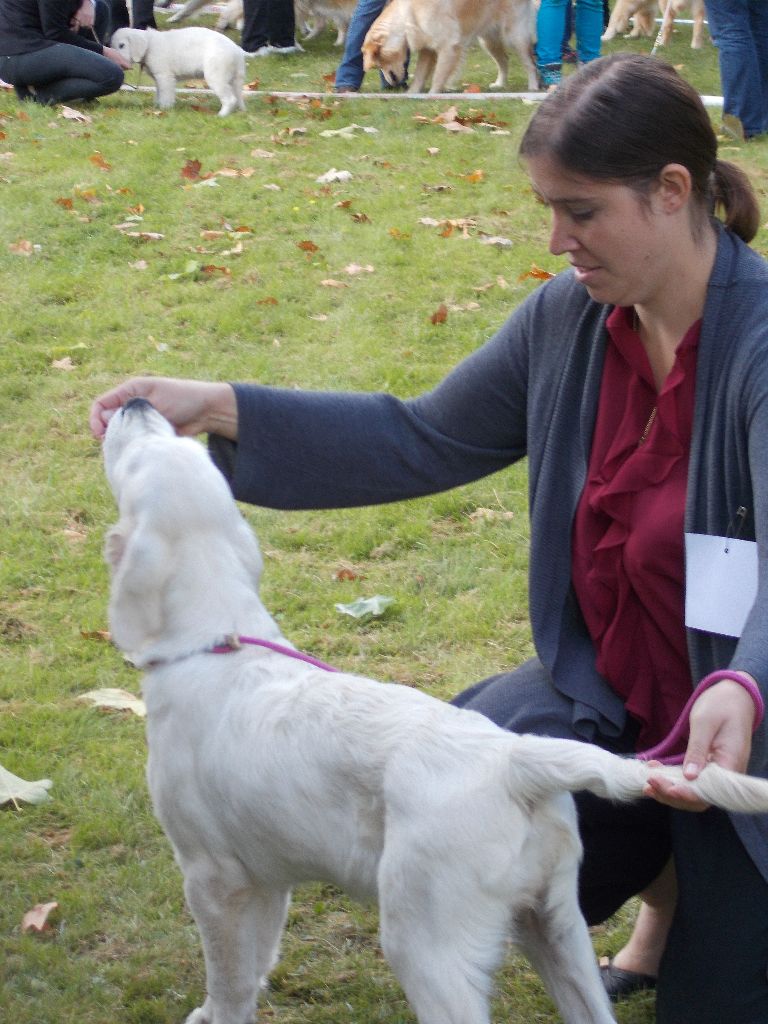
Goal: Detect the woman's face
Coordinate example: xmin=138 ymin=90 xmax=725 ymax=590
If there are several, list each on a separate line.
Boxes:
xmin=524 ymin=154 xmax=673 ymax=308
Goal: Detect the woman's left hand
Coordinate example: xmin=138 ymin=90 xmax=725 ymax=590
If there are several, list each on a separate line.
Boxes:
xmin=644 ymin=678 xmax=757 ymax=811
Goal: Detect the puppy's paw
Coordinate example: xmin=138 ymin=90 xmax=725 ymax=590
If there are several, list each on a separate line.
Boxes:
xmin=184 ymin=1004 xmax=212 ymax=1024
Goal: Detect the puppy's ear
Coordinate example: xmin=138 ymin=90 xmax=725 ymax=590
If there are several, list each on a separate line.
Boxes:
xmin=129 ymin=30 xmax=150 ymax=62
xmin=105 ymin=517 xmax=172 ymax=657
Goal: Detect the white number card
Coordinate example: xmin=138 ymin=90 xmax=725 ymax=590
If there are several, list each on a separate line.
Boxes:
xmin=685 ymin=533 xmax=758 ymax=638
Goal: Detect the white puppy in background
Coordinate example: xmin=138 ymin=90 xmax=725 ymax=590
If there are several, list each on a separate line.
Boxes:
xmin=102 ymin=398 xmax=768 ymax=1024
xmin=111 ymin=27 xmax=246 ymax=115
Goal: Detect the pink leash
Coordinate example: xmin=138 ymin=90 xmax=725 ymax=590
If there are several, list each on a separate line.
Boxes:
xmin=210 ymin=634 xmax=340 ymax=673
xmin=636 ymin=670 xmax=765 ymax=765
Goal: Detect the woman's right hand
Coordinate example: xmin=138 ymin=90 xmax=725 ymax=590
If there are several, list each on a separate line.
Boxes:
xmin=90 ymin=377 xmax=238 ymax=440
xmin=103 ymin=45 xmax=132 ymax=70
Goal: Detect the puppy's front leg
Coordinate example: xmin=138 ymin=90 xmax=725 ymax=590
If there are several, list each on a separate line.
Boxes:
xmin=152 ymin=71 xmax=178 ymax=109
xmin=183 ymin=862 xmax=290 ymax=1024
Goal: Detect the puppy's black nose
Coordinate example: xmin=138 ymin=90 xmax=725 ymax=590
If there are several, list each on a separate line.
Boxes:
xmin=124 ymin=397 xmax=155 ymax=414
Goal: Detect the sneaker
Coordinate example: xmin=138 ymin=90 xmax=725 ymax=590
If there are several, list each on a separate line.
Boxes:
xmin=333 ymin=85 xmax=359 ymax=93
xmin=538 ymin=63 xmax=562 ymax=89
xmin=245 ymin=45 xmax=273 ymax=56
xmin=270 ymin=43 xmax=304 ymax=54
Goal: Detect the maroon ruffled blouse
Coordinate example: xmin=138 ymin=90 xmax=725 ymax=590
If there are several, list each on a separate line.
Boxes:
xmin=572 ymin=306 xmax=701 ymax=750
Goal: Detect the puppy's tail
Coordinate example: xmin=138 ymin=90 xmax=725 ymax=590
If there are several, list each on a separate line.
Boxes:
xmin=507 ymin=734 xmax=768 ymax=815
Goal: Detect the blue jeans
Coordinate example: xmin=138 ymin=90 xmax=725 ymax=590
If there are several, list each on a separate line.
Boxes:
xmin=333 ymin=0 xmax=388 ymax=90
xmin=0 ymin=40 xmax=124 ymax=104
xmin=705 ymin=0 xmax=768 ymax=138
xmin=536 ymin=0 xmax=603 ymax=70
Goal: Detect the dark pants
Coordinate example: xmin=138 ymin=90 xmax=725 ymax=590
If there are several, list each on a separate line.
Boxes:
xmin=108 ymin=0 xmax=157 ymax=34
xmin=0 ymin=42 xmax=124 ymax=104
xmin=241 ymin=0 xmax=295 ymax=51
xmin=452 ymin=659 xmax=768 ymax=1023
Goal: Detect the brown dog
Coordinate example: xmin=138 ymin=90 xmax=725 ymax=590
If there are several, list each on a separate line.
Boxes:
xmin=362 ymin=0 xmax=538 ymax=94
xmin=602 ymin=0 xmax=706 ymax=49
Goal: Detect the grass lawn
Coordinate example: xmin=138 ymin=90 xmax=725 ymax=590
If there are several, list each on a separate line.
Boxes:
xmin=1 ymin=11 xmax=767 ymax=1023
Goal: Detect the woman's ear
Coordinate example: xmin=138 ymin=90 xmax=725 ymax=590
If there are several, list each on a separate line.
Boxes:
xmin=656 ymin=162 xmax=693 ymax=214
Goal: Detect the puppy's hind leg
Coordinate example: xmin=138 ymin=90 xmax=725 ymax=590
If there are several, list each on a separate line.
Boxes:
xmin=182 ymin=859 xmax=290 ymax=1024
xmin=515 ymin=867 xmax=616 ymax=1023
xmin=378 ymin=845 xmax=507 ymax=1023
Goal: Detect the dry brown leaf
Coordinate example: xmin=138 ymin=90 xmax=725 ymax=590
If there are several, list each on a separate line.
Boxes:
xmin=430 ymin=303 xmax=448 ymax=325
xmin=80 ymin=629 xmax=111 ymax=642
xmin=21 ymin=902 xmax=58 ymax=934
xmin=180 ymin=158 xmax=202 ymax=181
xmin=519 ymin=264 xmax=556 ymax=281
xmin=297 ymin=240 xmax=319 ymax=257
xmin=52 ymin=357 xmax=75 ymax=371
xmin=89 ymin=151 xmax=111 ymax=171
xmin=343 ymin=263 xmax=374 ymax=275
xmin=200 ymin=230 xmax=226 ymax=240
xmin=55 ymin=197 xmax=74 ymax=209
xmin=462 ymin=169 xmax=484 ymax=183
xmin=9 ymin=239 xmax=34 ymax=256
xmin=320 ymin=279 xmax=348 ymax=288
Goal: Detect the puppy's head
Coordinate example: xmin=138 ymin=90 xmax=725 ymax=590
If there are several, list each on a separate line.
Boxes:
xmin=110 ymin=27 xmax=149 ymax=65
xmin=102 ymin=400 xmax=264 ymax=663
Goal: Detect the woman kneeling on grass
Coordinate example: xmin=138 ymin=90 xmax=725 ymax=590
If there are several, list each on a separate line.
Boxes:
xmin=91 ymin=54 xmax=768 ymax=1024
xmin=0 ymin=0 xmax=130 ymax=105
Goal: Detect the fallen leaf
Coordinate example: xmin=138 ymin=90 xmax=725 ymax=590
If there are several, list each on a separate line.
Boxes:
xmin=21 ymin=902 xmax=58 ymax=934
xmin=315 ymin=168 xmax=353 ymax=184
xmin=9 ymin=239 xmax=34 ymax=256
xmin=335 ymin=595 xmax=394 ymax=619
xmin=122 ymin=231 xmax=165 ymax=241
xmin=60 ymin=105 xmax=91 ymax=123
xmin=479 ymin=235 xmax=513 ymax=248
xmin=180 ymin=158 xmax=202 ymax=180
xmin=250 ymin=148 xmax=276 ymax=159
xmin=320 ymin=279 xmax=348 ymax=288
xmin=297 ymin=239 xmax=319 ymax=257
xmin=430 ymin=303 xmax=448 ymax=325
xmin=334 ymin=566 xmax=365 ymax=582
xmin=426 ymin=147 xmax=440 ymax=156
xmin=55 ymin=197 xmax=74 ymax=210
xmin=519 ymin=264 xmax=555 ymax=281
xmin=77 ymin=688 xmax=146 ymax=717
xmin=343 ymin=263 xmax=374 ymax=275
xmin=0 ymin=764 xmax=52 ymax=807
xmin=80 ymin=629 xmax=111 ymax=642
xmin=462 ymin=169 xmax=484 ymax=183
xmin=469 ymin=507 xmax=515 ymax=521
xmin=130 ymin=259 xmax=148 ymax=270
xmin=89 ymin=151 xmax=111 ymax=171
xmin=257 ymin=296 xmax=278 ymax=305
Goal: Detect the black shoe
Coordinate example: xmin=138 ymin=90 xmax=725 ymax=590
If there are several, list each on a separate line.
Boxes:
xmin=600 ymin=959 xmax=657 ymax=1003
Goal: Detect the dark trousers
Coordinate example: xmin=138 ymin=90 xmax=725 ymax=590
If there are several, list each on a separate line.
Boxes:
xmin=108 ymin=0 xmax=157 ymax=34
xmin=452 ymin=659 xmax=768 ymax=1023
xmin=0 ymin=42 xmax=124 ymax=103
xmin=241 ymin=0 xmax=295 ymax=51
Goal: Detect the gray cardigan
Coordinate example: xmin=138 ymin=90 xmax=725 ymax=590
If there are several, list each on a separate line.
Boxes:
xmin=210 ymin=225 xmax=768 ymax=875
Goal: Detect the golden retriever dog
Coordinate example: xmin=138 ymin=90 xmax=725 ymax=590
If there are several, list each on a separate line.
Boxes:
xmin=602 ymin=0 xmax=706 ymax=49
xmin=295 ymin=0 xmax=356 ymax=45
xmin=363 ymin=0 xmax=538 ymax=94
xmin=102 ymin=398 xmax=768 ymax=1024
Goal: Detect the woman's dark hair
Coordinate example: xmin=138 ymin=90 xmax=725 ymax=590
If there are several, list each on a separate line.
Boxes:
xmin=519 ymin=53 xmax=760 ymax=242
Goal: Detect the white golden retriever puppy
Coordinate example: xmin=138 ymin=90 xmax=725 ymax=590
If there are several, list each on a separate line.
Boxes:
xmin=102 ymin=399 xmax=768 ymax=1024
xmin=111 ymin=27 xmax=246 ymax=115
